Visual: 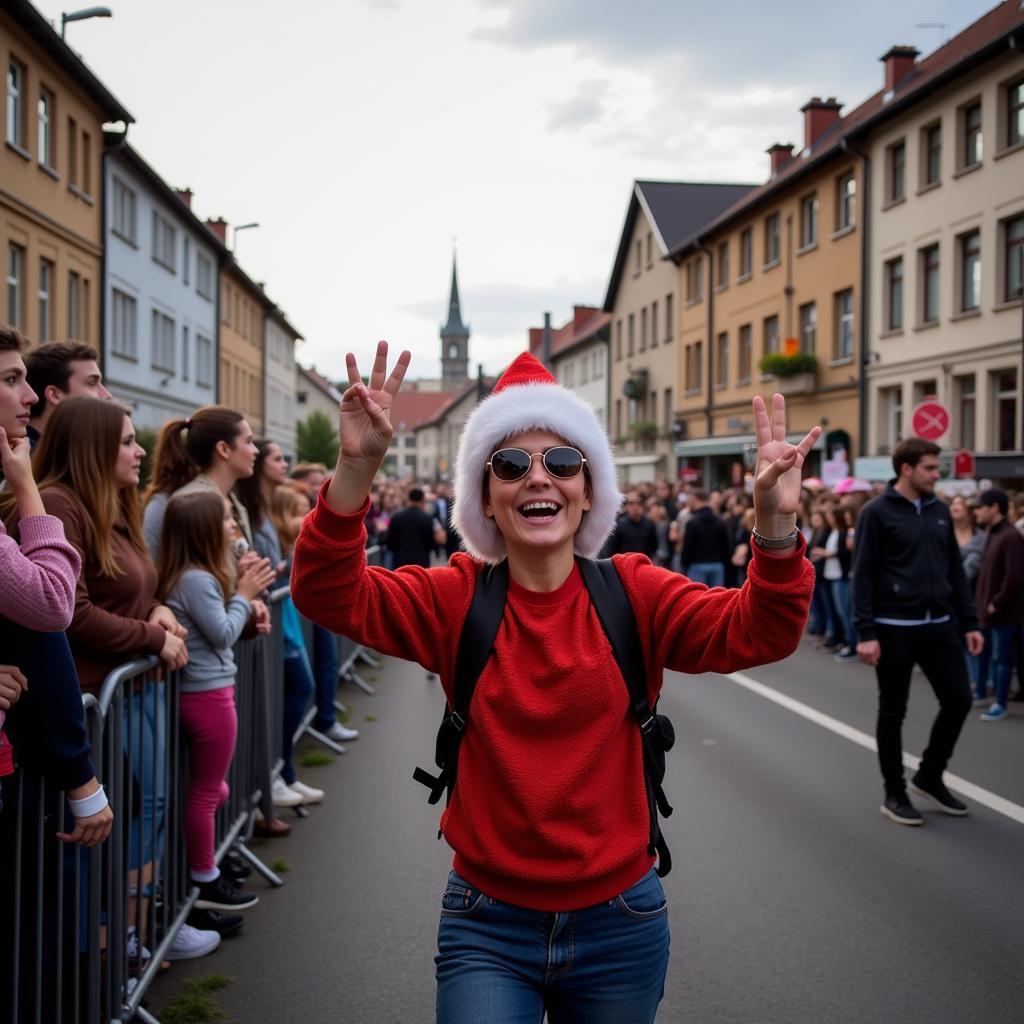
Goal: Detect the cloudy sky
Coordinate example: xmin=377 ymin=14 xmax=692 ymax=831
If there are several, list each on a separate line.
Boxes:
xmin=38 ymin=0 xmax=986 ymax=384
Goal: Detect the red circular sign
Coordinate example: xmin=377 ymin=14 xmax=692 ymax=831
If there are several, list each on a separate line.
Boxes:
xmin=910 ymin=400 xmax=950 ymax=441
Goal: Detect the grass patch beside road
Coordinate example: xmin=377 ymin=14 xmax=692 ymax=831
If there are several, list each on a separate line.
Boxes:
xmin=301 ymin=750 xmax=334 ymax=768
xmin=160 ymin=974 xmax=232 ymax=1024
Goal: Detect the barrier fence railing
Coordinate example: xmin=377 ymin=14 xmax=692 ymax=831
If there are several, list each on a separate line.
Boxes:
xmin=4 ymin=575 xmax=366 ymax=1023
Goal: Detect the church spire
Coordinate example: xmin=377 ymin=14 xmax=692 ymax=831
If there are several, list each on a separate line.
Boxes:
xmin=440 ymin=250 xmax=470 ymax=388
xmin=442 ymin=254 xmax=469 ymax=337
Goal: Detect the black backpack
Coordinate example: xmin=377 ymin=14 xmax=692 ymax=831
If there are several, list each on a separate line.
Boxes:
xmin=413 ymin=557 xmax=677 ymax=876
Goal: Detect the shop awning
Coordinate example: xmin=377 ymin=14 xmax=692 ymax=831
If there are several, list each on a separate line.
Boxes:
xmin=674 ymin=432 xmax=824 ymax=457
xmin=614 ymin=454 xmax=665 ymax=466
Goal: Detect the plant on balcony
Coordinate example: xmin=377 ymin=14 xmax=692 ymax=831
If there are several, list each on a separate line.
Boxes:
xmin=758 ymin=352 xmax=818 ymax=377
xmin=630 ymin=420 xmax=660 ymax=444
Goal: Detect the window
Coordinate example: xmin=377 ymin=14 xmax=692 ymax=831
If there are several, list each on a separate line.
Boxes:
xmin=922 ymin=123 xmax=942 ymax=186
xmin=993 ymin=369 xmax=1018 ymax=451
xmin=1007 ymin=77 xmax=1024 ymax=149
xmin=763 ymin=314 xmax=779 ymax=358
xmin=962 ymin=101 xmax=982 ymax=168
xmin=694 ymin=340 xmax=703 ymax=392
xmin=836 ymin=172 xmax=856 ymax=230
xmin=6 ymin=61 xmax=23 ymax=148
xmin=882 ymin=386 xmax=904 ymax=447
xmin=764 ymin=213 xmax=780 ymax=265
xmin=66 ymin=117 xmax=77 ymax=185
xmin=111 ymin=288 xmax=137 ymax=358
xmin=665 ymin=293 xmax=674 ymax=341
xmin=38 ymin=87 xmax=53 ymax=167
xmin=912 ymin=379 xmax=937 ymax=407
xmin=615 ymin=399 xmax=622 ymax=439
xmin=640 ymin=306 xmax=647 ymax=352
xmin=955 ymin=374 xmax=976 ymax=450
xmin=799 ymin=302 xmax=816 ymax=354
xmin=645 ymin=231 xmax=653 ymax=267
xmin=182 ymin=324 xmax=190 ymax=380
xmin=738 ymin=324 xmax=752 ymax=382
xmin=197 ymin=253 xmax=214 ymax=300
xmin=183 ymin=237 xmax=191 ymax=286
xmin=884 ymin=257 xmax=904 ymax=331
xmin=664 ymin=387 xmax=673 ymax=435
xmin=959 ymin=230 xmax=981 ymax=312
xmin=151 ymin=309 xmax=176 ymax=372
xmin=152 ymin=211 xmax=176 ymax=272
xmin=627 ymin=313 xmax=635 ymax=356
xmin=799 ymin=193 xmax=818 ymax=248
xmin=651 ymin=299 xmax=659 ymax=347
xmin=1003 ymin=214 xmax=1023 ymax=302
xmin=739 ymin=228 xmax=753 ymax=278
xmin=67 ymin=271 xmax=80 ymax=338
xmin=634 ymin=239 xmax=641 ymax=274
xmin=615 ymin=319 xmax=622 ymax=360
xmin=38 ymin=258 xmax=53 ymax=339
xmin=6 ymin=244 xmax=24 ymax=328
xmin=82 ymin=131 xmax=91 ymax=195
xmin=715 ymin=331 xmax=728 ymax=387
xmin=920 ymin=244 xmax=940 ymax=324
xmin=834 ymin=289 xmax=854 ymax=360
xmin=686 ymin=259 xmax=703 ymax=303
xmin=886 ymin=140 xmax=906 ymax=202
xmin=112 ymin=177 xmax=137 ymax=243
xmin=82 ymin=279 xmax=90 ymax=342
xmin=718 ymin=243 xmax=729 ymax=287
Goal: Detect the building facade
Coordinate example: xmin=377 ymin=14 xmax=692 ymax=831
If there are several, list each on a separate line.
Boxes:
xmin=414 ymin=377 xmax=493 ymax=482
xmin=103 ymin=143 xmax=221 ymax=430
xmin=264 ymin=310 xmax=301 ymax=458
xmin=2 ymin=0 xmax=131 ymax=350
xmin=296 ymin=363 xmax=342 ymax=426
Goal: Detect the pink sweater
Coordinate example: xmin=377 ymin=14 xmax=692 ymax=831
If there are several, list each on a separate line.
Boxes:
xmin=0 ymin=513 xmax=81 ymax=738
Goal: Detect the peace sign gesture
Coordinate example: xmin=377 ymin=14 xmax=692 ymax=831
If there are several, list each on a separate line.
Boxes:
xmin=751 ymin=393 xmax=821 ymax=532
xmin=339 ymin=340 xmax=411 ymax=464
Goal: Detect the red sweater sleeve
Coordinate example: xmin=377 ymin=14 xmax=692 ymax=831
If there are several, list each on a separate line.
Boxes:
xmin=291 ymin=488 xmax=475 ymax=677
xmin=616 ymin=536 xmax=814 ymax=683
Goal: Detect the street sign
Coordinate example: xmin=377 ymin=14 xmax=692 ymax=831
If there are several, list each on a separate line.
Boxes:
xmin=954 ymin=449 xmax=975 ymax=478
xmin=910 ymin=399 xmax=950 ymax=441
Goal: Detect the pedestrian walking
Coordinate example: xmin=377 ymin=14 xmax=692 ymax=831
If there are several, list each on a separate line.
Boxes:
xmin=292 ymin=342 xmax=817 ymax=1023
xmin=680 ymin=490 xmax=731 ymax=587
xmin=852 ymin=438 xmax=983 ymax=826
xmin=972 ymin=488 xmax=1024 ymax=721
xmin=607 ymin=492 xmax=659 ymax=558
xmin=384 ymin=486 xmax=440 ymax=569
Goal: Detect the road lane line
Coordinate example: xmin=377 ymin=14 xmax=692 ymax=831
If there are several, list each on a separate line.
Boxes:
xmin=726 ymin=670 xmax=1024 ymax=827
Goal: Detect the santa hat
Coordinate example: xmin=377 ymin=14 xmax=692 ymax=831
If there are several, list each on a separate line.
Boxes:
xmin=453 ymin=352 xmax=621 ymax=563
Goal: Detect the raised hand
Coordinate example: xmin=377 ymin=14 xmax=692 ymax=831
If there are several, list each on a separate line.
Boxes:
xmin=752 ymin=393 xmax=821 ymax=534
xmin=339 ymin=340 xmax=411 ymax=465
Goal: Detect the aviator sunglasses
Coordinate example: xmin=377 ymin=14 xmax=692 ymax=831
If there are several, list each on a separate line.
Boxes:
xmin=486 ymin=446 xmax=588 ymax=483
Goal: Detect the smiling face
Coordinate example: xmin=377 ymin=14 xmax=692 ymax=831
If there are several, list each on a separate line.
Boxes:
xmin=0 ymin=349 xmax=37 ymax=437
xmin=482 ymin=429 xmax=592 ymax=561
xmin=113 ymin=414 xmax=146 ymax=489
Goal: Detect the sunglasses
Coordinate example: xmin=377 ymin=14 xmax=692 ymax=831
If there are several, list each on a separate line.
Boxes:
xmin=486 ymin=446 xmax=587 ymax=483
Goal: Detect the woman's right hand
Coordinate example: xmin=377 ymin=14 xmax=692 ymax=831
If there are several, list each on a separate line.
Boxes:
xmin=0 ymin=665 xmax=28 ymax=710
xmin=339 ymin=341 xmax=411 ymax=465
xmin=158 ymin=631 xmax=188 ymax=670
xmin=237 ymin=557 xmax=277 ymax=600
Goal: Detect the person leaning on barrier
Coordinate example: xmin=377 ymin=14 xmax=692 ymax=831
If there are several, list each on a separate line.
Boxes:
xmin=292 ymin=342 xmax=817 ymax=1023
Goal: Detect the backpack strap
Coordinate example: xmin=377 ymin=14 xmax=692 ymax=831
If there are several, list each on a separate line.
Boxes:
xmin=576 ymin=556 xmax=675 ymax=877
xmin=413 ymin=561 xmax=509 ymax=808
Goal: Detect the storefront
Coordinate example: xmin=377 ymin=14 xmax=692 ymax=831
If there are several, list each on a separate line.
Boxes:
xmin=675 ymin=432 xmax=825 ymax=489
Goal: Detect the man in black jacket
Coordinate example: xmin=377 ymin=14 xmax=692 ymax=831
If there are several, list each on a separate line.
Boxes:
xmin=607 ymin=493 xmax=659 ymax=558
xmin=852 ymin=438 xmax=983 ymax=826
xmin=385 ymin=486 xmax=442 ymax=569
xmin=681 ymin=490 xmax=732 ymax=587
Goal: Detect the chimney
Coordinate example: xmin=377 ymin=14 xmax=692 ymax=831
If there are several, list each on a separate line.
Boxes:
xmin=175 ymin=188 xmax=193 ymax=209
xmin=880 ymin=46 xmax=919 ymax=93
xmin=767 ymin=143 xmax=795 ymax=177
xmin=573 ymin=305 xmax=599 ymax=332
xmin=205 ymin=217 xmax=228 ymax=243
xmin=528 ymin=326 xmax=543 ymax=354
xmin=800 ymin=97 xmax=842 ymax=150
xmin=541 ymin=312 xmax=552 ymax=370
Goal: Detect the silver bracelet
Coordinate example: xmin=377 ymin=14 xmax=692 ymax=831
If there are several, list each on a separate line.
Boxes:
xmin=751 ymin=527 xmax=801 ymax=549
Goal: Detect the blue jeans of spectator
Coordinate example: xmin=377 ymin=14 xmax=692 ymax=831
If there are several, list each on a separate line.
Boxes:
xmin=312 ymin=623 xmax=340 ymax=730
xmin=977 ymin=624 xmax=1017 ymax=707
xmin=686 ymin=562 xmax=725 ymax=588
xmin=809 ymin=574 xmax=840 ymax=642
xmin=282 ymin=653 xmax=315 ymax=784
xmin=829 ymin=578 xmax=857 ymax=648
xmin=125 ymin=684 xmax=167 ymax=870
xmin=436 ymin=867 xmax=669 ymax=1024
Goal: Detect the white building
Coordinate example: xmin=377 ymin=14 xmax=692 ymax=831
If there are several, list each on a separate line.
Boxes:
xmin=264 ymin=310 xmax=301 ymax=459
xmin=102 ymin=138 xmax=223 ymax=430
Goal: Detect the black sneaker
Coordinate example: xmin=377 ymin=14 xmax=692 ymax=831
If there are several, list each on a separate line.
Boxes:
xmin=910 ymin=773 xmax=968 ymax=816
xmin=223 ymin=850 xmax=252 ymax=882
xmin=188 ymin=907 xmax=244 ymax=938
xmin=880 ymin=793 xmax=923 ymax=826
xmin=194 ymin=874 xmax=259 ymax=911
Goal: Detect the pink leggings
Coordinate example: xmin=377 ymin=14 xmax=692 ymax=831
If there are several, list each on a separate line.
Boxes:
xmin=179 ymin=686 xmax=237 ymax=874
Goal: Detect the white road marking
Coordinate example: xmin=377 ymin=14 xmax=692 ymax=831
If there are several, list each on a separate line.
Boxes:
xmin=726 ymin=670 xmax=1024 ymax=827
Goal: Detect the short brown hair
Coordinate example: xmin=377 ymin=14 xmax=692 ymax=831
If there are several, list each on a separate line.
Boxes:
xmin=0 ymin=325 xmax=27 ymax=353
xmin=25 ymin=341 xmax=100 ymax=418
xmin=892 ymin=438 xmax=940 ymax=476
xmin=289 ymin=462 xmax=327 ymax=481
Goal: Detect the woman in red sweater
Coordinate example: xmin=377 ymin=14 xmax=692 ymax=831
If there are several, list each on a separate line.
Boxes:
xmin=292 ymin=342 xmax=818 ymax=1023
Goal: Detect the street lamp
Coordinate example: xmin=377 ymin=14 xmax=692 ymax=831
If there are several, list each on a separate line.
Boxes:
xmin=232 ymin=222 xmax=260 ymax=252
xmin=61 ymin=7 xmax=112 ymax=38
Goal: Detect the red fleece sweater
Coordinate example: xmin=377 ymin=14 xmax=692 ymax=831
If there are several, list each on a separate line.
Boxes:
xmin=292 ymin=491 xmax=813 ymax=911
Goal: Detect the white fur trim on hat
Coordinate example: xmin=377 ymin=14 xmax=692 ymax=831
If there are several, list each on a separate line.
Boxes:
xmin=453 ymin=381 xmax=622 ymax=563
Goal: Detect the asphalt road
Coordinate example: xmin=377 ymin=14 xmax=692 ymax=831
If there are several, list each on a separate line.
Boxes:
xmin=148 ymin=641 xmax=1024 ymax=1024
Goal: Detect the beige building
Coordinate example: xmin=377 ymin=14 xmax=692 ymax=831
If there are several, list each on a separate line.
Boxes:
xmin=2 ymin=0 xmax=131 ymax=348
xmin=861 ymin=29 xmax=1024 ymax=478
xmin=603 ymin=181 xmax=752 ymax=484
xmin=296 ymin=363 xmax=342 ymax=425
xmin=414 ymin=377 xmax=493 ymax=482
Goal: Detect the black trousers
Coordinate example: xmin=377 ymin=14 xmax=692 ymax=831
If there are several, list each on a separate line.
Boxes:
xmin=874 ymin=622 xmax=972 ymax=796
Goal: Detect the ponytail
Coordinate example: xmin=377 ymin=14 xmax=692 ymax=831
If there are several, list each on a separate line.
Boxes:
xmin=144 ymin=418 xmax=195 ymax=504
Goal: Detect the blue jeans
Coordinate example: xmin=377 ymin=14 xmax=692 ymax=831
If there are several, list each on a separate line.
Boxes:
xmin=282 ymin=653 xmax=315 ymax=784
xmin=977 ymin=624 xmax=1017 ymax=707
xmin=312 ymin=623 xmax=340 ymax=729
xmin=829 ymin=578 xmax=857 ymax=648
xmin=124 ymin=684 xmax=168 ymax=869
xmin=435 ymin=868 xmax=669 ymax=1023
xmin=686 ymin=562 xmax=725 ymax=588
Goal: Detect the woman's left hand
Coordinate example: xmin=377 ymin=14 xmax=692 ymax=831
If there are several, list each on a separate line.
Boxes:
xmin=752 ymin=393 xmax=821 ymax=533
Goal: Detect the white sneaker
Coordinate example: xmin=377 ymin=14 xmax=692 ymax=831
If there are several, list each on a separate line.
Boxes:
xmin=126 ymin=929 xmax=151 ymax=964
xmin=289 ymin=779 xmax=324 ymax=804
xmin=166 ymin=922 xmax=221 ymax=961
xmin=271 ymin=777 xmax=303 ymax=807
xmin=324 ymin=721 xmax=359 ymax=742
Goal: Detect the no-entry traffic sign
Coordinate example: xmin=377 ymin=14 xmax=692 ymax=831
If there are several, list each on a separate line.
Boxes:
xmin=911 ymin=399 xmax=950 ymax=441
